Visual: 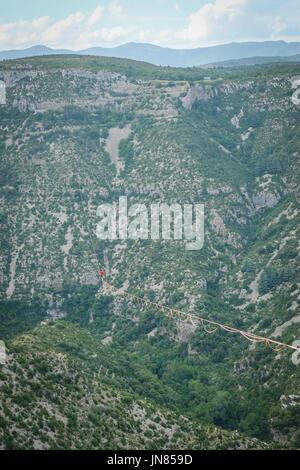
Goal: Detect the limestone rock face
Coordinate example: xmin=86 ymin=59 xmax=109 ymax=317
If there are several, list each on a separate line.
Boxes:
xmin=0 ymin=56 xmax=299 ymax=449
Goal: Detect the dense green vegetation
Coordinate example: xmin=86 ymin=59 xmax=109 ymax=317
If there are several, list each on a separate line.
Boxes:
xmin=0 ymin=321 xmax=270 ymax=450
xmin=0 ymin=56 xmax=299 ymax=449
xmin=1 ymin=54 xmax=300 ymax=81
xmin=0 ymin=301 xmax=46 ymax=339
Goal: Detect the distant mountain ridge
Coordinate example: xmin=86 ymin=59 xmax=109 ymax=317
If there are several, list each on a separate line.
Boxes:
xmin=1 ymin=40 xmax=300 ymax=67
xmin=204 ymin=54 xmax=300 ymax=68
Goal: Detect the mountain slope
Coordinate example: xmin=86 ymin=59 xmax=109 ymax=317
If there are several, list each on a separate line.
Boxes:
xmin=0 ymin=321 xmax=269 ymax=450
xmin=0 ymin=56 xmax=299 ymax=449
xmin=205 ymin=54 xmax=300 ymax=68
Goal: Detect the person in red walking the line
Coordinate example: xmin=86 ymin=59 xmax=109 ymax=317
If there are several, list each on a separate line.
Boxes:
xmin=98 ymin=270 xmax=106 ymax=278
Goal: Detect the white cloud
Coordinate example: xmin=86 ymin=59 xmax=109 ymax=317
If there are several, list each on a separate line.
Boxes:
xmin=0 ymin=17 xmax=51 ymax=48
xmin=0 ymin=5 xmax=129 ymax=50
xmin=175 ymin=3 xmax=180 ymax=12
xmin=42 ymin=12 xmax=85 ymax=43
xmin=155 ymin=30 xmax=173 ymax=43
xmin=77 ymin=26 xmax=131 ymax=48
xmin=177 ymin=0 xmax=247 ymax=42
xmin=268 ymin=16 xmax=287 ymax=36
xmin=101 ymin=26 xmax=128 ymax=42
xmin=108 ymin=1 xmax=124 ymax=17
xmin=31 ymin=16 xmax=51 ymax=30
xmin=87 ymin=5 xmax=104 ymax=27
xmin=137 ymin=30 xmax=147 ymax=42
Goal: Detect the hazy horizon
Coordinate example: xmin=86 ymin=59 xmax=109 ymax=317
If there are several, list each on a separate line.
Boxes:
xmin=2 ymin=38 xmax=300 ymax=53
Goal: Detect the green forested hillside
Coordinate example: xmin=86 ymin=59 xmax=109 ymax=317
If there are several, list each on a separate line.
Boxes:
xmin=0 ymin=56 xmax=299 ymax=449
xmin=0 ymin=321 xmax=269 ymax=450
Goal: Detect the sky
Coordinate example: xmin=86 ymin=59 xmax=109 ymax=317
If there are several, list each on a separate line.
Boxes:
xmin=0 ymin=0 xmax=299 ymax=50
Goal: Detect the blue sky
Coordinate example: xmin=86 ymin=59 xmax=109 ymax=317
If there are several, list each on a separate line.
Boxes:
xmin=0 ymin=0 xmax=299 ymax=50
